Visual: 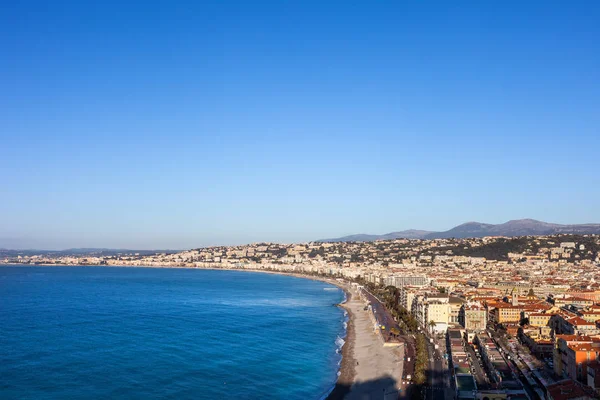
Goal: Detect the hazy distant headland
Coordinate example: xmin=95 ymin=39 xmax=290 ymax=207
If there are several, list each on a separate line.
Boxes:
xmin=0 ymin=248 xmax=179 ymax=258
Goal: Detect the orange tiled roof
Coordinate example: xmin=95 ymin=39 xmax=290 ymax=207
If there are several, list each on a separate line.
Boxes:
xmin=567 ymin=316 xmax=596 ymax=326
xmin=546 ymin=379 xmax=590 ymax=400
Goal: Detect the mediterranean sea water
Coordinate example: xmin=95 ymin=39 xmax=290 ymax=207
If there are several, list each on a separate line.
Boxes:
xmin=0 ymin=266 xmax=346 ymax=399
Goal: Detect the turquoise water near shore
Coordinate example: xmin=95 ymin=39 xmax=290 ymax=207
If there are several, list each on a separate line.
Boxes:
xmin=0 ymin=266 xmax=346 ymax=399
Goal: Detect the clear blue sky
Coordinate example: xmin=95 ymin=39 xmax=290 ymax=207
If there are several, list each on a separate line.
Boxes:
xmin=1 ymin=1 xmax=599 ymax=250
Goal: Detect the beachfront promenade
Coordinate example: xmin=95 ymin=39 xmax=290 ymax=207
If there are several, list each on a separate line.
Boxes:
xmin=334 ymin=282 xmax=405 ymax=400
xmin=357 ymin=287 xmax=402 ymax=344
xmin=355 ymin=285 xmax=418 ymax=399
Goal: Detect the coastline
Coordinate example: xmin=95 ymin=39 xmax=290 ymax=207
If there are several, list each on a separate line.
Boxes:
xmin=1 ymin=264 xmax=396 ymax=399
xmin=325 ymin=290 xmax=356 ymax=400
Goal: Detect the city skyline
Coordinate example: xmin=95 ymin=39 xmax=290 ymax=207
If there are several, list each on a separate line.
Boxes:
xmin=2 ymin=1 xmax=599 ymax=249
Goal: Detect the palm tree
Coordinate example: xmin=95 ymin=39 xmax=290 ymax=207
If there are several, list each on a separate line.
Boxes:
xmin=429 ymin=320 xmax=437 ymax=333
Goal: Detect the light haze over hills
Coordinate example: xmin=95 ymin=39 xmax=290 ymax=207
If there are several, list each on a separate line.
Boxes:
xmin=318 ymin=219 xmax=600 ymax=242
xmin=5 ymin=219 xmax=600 ymax=252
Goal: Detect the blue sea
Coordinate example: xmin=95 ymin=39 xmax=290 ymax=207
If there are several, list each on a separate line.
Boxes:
xmin=0 ymin=266 xmax=347 ymax=399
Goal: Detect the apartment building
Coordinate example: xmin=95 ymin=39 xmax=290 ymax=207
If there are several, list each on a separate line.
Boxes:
xmin=387 ymin=275 xmax=430 ymax=288
xmin=460 ymin=302 xmax=487 ymax=331
xmin=555 ymin=336 xmax=600 ymax=382
xmin=528 ymin=313 xmax=552 ymax=327
xmin=492 ymin=305 xmax=523 ymax=325
xmin=414 ymin=293 xmax=450 ymax=333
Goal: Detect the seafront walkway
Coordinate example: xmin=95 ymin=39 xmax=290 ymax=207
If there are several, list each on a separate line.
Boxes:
xmin=353 ymin=285 xmax=418 ymax=399
xmin=343 ymin=285 xmax=405 ymax=400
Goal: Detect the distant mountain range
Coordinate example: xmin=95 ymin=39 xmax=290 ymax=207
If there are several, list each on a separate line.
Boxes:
xmin=317 ymin=219 xmax=600 ymax=242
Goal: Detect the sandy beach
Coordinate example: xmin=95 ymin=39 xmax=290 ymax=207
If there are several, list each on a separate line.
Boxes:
xmin=328 ymin=283 xmax=404 ymax=400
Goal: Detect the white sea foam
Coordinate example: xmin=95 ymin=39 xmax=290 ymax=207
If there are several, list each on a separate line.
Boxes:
xmin=320 ymin=326 xmax=347 ymax=400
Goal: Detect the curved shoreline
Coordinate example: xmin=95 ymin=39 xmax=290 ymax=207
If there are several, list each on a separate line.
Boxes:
xmin=325 ymin=290 xmax=356 ymax=400
xmin=1 ymin=264 xmax=358 ymax=399
xmin=4 ymin=264 xmax=404 ymax=399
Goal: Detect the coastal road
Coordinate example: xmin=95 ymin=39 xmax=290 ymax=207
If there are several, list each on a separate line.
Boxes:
xmin=359 ymin=289 xmax=400 ymax=341
xmin=399 ymin=336 xmax=416 ymax=400
xmin=424 ymin=340 xmax=446 ymax=400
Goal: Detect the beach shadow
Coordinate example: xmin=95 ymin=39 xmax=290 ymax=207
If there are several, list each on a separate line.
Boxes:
xmin=325 ymin=364 xmax=448 ymax=400
xmin=326 ymin=375 xmax=400 ymax=400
